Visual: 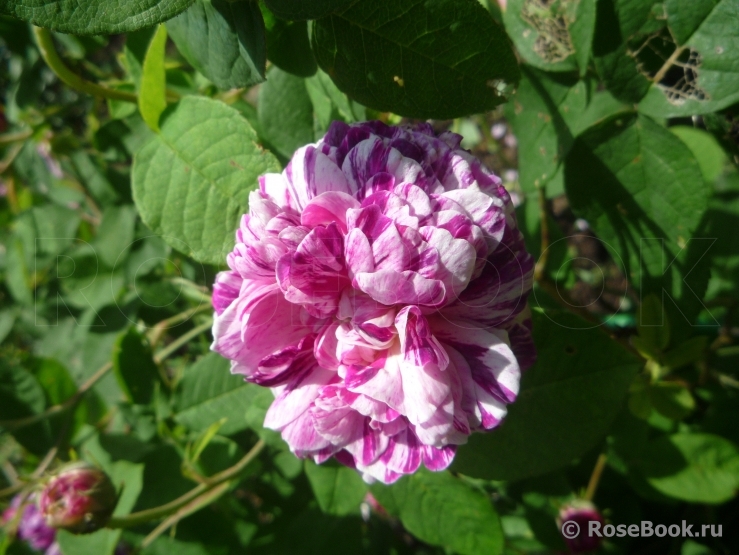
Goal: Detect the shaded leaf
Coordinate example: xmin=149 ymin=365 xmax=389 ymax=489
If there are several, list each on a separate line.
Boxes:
xmin=167 ymin=0 xmax=266 ymax=90
xmin=258 ymin=66 xmax=314 ymax=159
xmin=175 ymin=353 xmax=263 ymax=435
xmin=263 ymin=0 xmax=355 ymax=21
xmin=113 ymin=328 xmax=159 ymax=405
xmin=305 ymin=460 xmax=367 ymax=516
xmin=311 ymin=0 xmax=520 ymax=119
xmin=564 ymin=113 xmax=710 ymax=334
xmin=261 ymin=5 xmax=316 ymax=77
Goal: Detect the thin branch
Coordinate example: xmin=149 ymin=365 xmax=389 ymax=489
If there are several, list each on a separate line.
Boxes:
xmin=141 ymin=481 xmax=232 ymax=548
xmin=33 ymin=27 xmax=139 ymax=103
xmin=533 ymin=186 xmax=550 ymax=283
xmin=584 ymin=453 xmax=608 ymax=502
xmin=148 ymin=304 xmax=212 ymax=349
xmin=107 ymin=439 xmax=265 ymax=529
xmin=153 ymin=319 xmax=213 ymax=364
xmin=652 ymin=45 xmax=686 ymax=86
xmin=0 ymin=362 xmax=112 ymax=431
xmin=0 ymin=129 xmax=33 ymax=146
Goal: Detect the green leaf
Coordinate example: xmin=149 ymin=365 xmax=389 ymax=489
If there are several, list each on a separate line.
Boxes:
xmin=452 ymin=310 xmax=640 ymax=481
xmin=502 ymin=0 xmax=594 ymax=73
xmin=304 ymin=460 xmax=367 ymax=516
xmin=311 ymin=0 xmax=520 ymax=119
xmin=671 ymin=125 xmax=738 ymax=189
xmin=139 ymin=24 xmax=168 ymax=132
xmin=261 ymin=4 xmax=317 ymax=77
xmin=113 ymin=328 xmax=159 ymax=405
xmin=506 ymin=68 xmax=575 ymax=196
xmin=593 ymin=0 xmax=739 ymax=116
xmin=167 ymin=0 xmax=266 ymax=90
xmin=93 ymin=205 xmax=138 ymax=269
xmin=636 ymin=294 xmax=671 ymax=355
xmin=305 ymin=68 xmax=365 ymax=133
xmin=699 ymin=193 xmax=739 ymax=301
xmin=0 ymin=310 xmax=15 ymax=345
xmin=0 ymin=362 xmax=53 ymax=455
xmin=564 ymin=113 xmax=710 ymax=331
xmin=638 ymin=433 xmax=739 ymax=504
xmin=58 ymin=529 xmax=121 ymax=555
xmin=175 ymin=352 xmax=263 ymax=435
xmin=506 ymin=68 xmax=631 ymax=196
xmin=662 ymin=335 xmax=708 ymax=370
xmin=132 ymin=95 xmax=281 ymax=265
xmin=638 ymin=0 xmax=739 ymax=117
xmin=371 ymin=469 xmax=503 ymax=555
xmin=648 ymin=382 xmax=695 ymax=421
xmin=258 ymin=66 xmax=314 ymax=159
xmin=263 ymin=0 xmax=354 ymax=21
xmin=32 ymin=204 xmax=81 ymax=259
xmin=0 ymin=0 xmax=194 ymax=34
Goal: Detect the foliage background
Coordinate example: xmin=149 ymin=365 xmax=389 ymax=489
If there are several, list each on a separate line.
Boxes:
xmin=1 ymin=0 xmax=739 ymax=553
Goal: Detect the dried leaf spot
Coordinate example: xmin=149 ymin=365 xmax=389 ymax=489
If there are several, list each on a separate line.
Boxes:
xmin=630 ymin=27 xmax=709 ymax=106
xmin=521 ymin=0 xmax=574 ymax=63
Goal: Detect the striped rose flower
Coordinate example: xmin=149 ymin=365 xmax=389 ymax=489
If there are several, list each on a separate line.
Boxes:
xmin=212 ymin=121 xmax=535 ymax=483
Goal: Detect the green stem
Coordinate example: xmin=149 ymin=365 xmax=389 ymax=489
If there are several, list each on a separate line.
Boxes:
xmin=32 ymin=27 xmax=138 ymax=103
xmin=141 ymin=481 xmax=232 ymax=548
xmin=584 ymin=453 xmax=607 ymax=502
xmin=153 ymin=319 xmax=213 ymax=364
xmin=107 ymin=439 xmax=265 ymax=529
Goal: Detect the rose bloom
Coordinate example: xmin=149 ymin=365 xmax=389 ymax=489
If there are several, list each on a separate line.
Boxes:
xmin=2 ymin=494 xmax=56 ymax=553
xmin=212 ymin=121 xmax=535 ymax=483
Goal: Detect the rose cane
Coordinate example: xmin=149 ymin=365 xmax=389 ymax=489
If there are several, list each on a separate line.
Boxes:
xmin=39 ymin=462 xmax=117 ymax=534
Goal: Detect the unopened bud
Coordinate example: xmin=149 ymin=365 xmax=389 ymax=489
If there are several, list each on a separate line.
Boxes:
xmin=39 ymin=462 xmax=117 ymax=534
xmin=557 ymin=500 xmax=604 ymax=553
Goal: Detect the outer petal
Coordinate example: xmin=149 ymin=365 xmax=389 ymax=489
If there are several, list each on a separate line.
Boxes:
xmin=215 ymin=291 xmax=312 ymax=379
xmin=431 ymin=318 xmax=520 ymax=405
xmin=212 ymin=270 xmax=241 ymax=315
xmin=287 ymin=146 xmax=353 ymax=209
xmin=264 ymin=365 xmax=335 ymax=430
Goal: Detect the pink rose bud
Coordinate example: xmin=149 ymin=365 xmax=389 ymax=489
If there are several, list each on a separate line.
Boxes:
xmin=557 ymin=500 xmax=604 ymax=553
xmin=39 ymin=462 xmax=118 ymax=534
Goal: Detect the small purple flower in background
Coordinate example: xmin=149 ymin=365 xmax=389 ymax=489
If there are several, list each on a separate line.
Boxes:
xmin=2 ymin=494 xmax=56 ymax=552
xmin=212 ymin=121 xmax=535 ymax=483
xmin=558 ymin=500 xmax=605 ymax=553
xmin=39 ymin=462 xmax=117 ymax=534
